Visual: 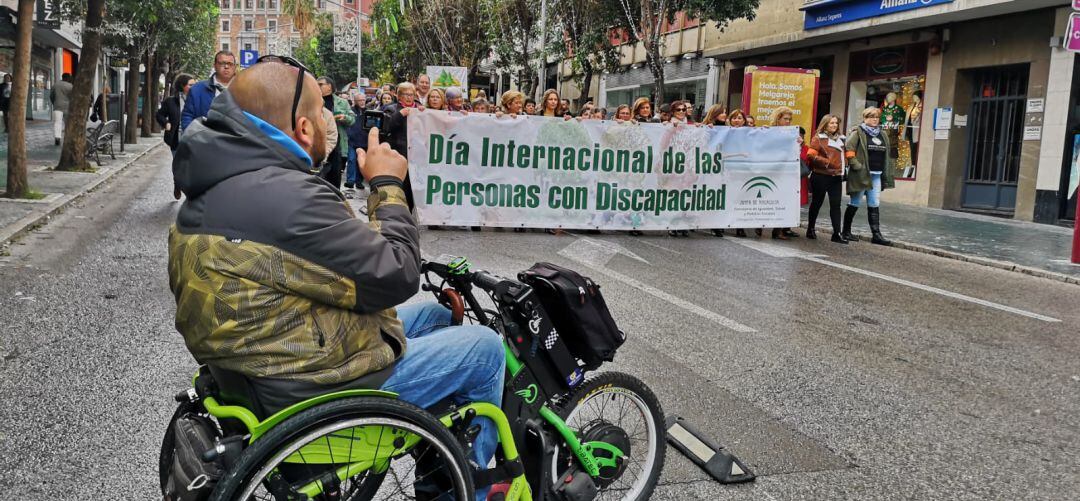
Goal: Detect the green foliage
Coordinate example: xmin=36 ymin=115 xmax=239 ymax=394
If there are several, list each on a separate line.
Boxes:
xmin=367 ymin=0 xmax=490 ymax=83
xmin=548 ymin=0 xmax=621 ymax=97
xmin=486 ymin=0 xmax=539 ymax=95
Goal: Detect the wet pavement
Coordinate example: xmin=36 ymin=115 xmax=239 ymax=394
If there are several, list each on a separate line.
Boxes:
xmin=1 ymin=151 xmax=1077 ymax=499
xmin=806 ymin=203 xmax=1079 ymax=279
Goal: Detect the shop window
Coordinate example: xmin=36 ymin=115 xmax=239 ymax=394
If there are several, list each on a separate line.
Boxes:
xmin=847 ymin=44 xmax=929 ymax=180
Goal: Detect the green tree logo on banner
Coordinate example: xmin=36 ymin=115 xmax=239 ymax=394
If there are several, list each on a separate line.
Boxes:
xmin=742 ymin=176 xmax=777 ymax=198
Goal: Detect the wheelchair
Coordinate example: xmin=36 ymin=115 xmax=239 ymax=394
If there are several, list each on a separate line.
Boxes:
xmin=161 ymin=256 xmax=665 ymax=500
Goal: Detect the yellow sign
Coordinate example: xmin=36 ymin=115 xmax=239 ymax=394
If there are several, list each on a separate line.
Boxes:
xmin=743 ymin=66 xmax=820 ymax=139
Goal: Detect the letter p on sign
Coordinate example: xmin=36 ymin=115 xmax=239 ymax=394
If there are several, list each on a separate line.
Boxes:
xmin=240 ymin=50 xmax=259 ymax=69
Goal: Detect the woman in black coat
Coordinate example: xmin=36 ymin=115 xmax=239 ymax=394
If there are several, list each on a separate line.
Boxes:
xmin=156 ymin=73 xmax=194 ymax=199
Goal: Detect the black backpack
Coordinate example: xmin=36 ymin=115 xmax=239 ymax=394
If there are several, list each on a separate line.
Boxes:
xmin=520 ymin=263 xmax=625 ymax=370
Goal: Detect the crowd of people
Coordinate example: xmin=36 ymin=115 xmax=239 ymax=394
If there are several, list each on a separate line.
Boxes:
xmin=162 ymin=50 xmax=892 ymax=246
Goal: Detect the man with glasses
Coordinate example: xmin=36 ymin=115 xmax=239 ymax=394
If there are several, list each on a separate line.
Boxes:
xmin=169 ymin=57 xmax=504 ymax=501
xmin=180 ymin=50 xmax=237 ymax=131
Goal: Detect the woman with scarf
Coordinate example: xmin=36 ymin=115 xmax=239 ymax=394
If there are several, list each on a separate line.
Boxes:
xmin=844 ymin=107 xmax=894 ymax=245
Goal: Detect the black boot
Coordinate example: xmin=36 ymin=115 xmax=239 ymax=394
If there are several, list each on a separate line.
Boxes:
xmin=868 ymin=207 xmax=892 ymax=246
xmin=831 ymin=232 xmax=848 ymax=244
xmin=842 ymin=205 xmax=858 ymax=242
xmin=805 ymin=227 xmax=817 ymax=240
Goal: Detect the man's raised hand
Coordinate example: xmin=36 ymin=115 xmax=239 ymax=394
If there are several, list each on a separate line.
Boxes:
xmin=359 ymin=127 xmax=407 ymax=182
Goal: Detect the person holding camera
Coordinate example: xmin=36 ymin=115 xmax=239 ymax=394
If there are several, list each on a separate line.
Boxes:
xmin=382 ymin=82 xmax=422 ymax=209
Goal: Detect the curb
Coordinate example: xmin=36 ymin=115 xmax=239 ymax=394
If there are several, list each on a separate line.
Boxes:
xmin=810 ymin=226 xmax=1080 ymax=287
xmin=0 ymin=140 xmax=164 ymax=247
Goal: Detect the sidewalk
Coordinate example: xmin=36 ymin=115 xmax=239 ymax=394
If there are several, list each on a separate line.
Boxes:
xmin=0 ymin=121 xmax=163 ymax=246
xmin=814 ymin=203 xmax=1079 ymax=284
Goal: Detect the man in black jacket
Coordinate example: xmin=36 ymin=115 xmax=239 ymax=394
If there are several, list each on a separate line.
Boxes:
xmin=170 ymin=61 xmax=504 ymax=498
xmin=156 ymin=73 xmax=195 ymax=199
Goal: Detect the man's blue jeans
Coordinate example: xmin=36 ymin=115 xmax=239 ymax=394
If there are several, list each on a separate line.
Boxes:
xmin=381 ymin=302 xmax=505 ymax=499
xmin=346 ymin=147 xmax=360 ymax=187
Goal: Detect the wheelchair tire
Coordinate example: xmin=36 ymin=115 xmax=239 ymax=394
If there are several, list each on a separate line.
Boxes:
xmin=210 ymin=396 xmax=474 ymax=501
xmin=551 ymin=371 xmax=666 ymax=501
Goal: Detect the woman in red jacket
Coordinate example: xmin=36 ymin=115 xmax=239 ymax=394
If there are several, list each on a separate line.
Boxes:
xmin=805 ymin=115 xmax=849 ymax=243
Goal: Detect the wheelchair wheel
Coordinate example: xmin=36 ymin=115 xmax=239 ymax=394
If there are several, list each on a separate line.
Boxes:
xmin=210 ymin=396 xmax=474 ymax=501
xmin=551 ymin=372 xmax=666 ymax=501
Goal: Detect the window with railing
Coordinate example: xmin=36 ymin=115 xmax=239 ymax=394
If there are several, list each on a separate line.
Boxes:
xmin=221 ymin=20 xmax=230 ymax=32
xmin=244 ymin=19 xmax=253 ymax=31
xmin=268 ymin=19 xmax=277 ymax=32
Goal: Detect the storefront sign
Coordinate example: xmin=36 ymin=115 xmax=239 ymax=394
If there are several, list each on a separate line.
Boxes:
xmin=933 ymin=107 xmax=952 ymax=130
xmin=1023 ymin=126 xmax=1042 ymax=141
xmin=870 ymin=51 xmax=905 ymax=75
xmin=35 ymin=0 xmax=61 ymax=29
xmin=954 ymin=115 xmax=967 ymax=127
xmin=1066 ymin=13 xmax=1080 ymax=52
xmin=742 ymin=66 xmax=820 ymax=141
xmin=407 ymin=112 xmax=801 ymax=230
xmin=802 ymin=0 xmax=955 ymax=30
xmin=1074 ymin=0 xmax=1080 ymax=11
xmin=1026 ymin=98 xmax=1044 ymax=114
xmin=934 ymin=129 xmax=949 ymax=140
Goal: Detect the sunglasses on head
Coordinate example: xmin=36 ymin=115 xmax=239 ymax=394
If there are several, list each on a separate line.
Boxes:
xmin=256 ymin=55 xmax=311 ymax=130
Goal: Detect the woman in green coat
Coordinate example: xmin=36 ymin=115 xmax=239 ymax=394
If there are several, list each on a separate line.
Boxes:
xmin=843 ymin=107 xmax=894 ymax=245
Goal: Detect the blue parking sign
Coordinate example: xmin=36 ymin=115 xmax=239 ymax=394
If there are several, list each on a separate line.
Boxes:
xmin=240 ymin=50 xmax=259 ymax=68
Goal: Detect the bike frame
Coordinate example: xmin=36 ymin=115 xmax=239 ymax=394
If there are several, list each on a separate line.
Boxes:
xmin=191 ymin=262 xmax=621 ymax=501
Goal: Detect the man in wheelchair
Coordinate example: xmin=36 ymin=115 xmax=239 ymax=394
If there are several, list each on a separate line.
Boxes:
xmin=169 ymin=58 xmax=504 ymax=498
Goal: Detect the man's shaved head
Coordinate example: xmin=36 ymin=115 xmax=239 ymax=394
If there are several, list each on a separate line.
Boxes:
xmin=230 ymin=62 xmax=323 ymax=134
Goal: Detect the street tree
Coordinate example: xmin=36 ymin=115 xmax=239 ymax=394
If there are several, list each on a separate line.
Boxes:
xmin=369 ymin=0 xmax=491 ymax=82
xmin=487 ymin=0 xmax=540 ymax=99
xmin=4 ymin=0 xmax=34 ymax=198
xmin=549 ymin=0 xmax=622 ymax=107
xmin=283 ymin=0 xmax=318 ymax=39
xmin=368 ymin=0 xmax=423 ymax=83
xmin=55 ymin=0 xmax=107 ymax=172
xmin=607 ymin=0 xmax=760 ymax=101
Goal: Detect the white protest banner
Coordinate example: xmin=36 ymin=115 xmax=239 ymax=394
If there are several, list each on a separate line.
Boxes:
xmin=407 ymin=112 xmax=801 ymax=230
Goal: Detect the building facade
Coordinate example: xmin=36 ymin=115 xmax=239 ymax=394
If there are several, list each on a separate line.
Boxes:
xmin=214 ymin=0 xmax=372 ymax=59
xmin=565 ymin=0 xmax=1077 ymax=224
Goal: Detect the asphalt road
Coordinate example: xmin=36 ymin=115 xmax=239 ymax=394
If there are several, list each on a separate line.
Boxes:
xmin=1 ymin=147 xmax=1077 ymax=500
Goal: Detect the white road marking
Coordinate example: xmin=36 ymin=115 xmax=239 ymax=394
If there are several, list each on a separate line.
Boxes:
xmin=729 ymin=239 xmax=1061 ymax=323
xmin=559 ymin=236 xmax=650 ymax=267
xmin=804 ymin=257 xmax=1061 ymax=323
xmin=559 ymin=240 xmax=757 ymax=333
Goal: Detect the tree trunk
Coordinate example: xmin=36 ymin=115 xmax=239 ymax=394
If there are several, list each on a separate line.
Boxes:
xmin=647 ymin=43 xmax=665 ymax=107
xmin=150 ymin=53 xmax=162 ymax=134
xmin=576 ymin=61 xmax=594 ymax=109
xmin=125 ymin=51 xmax=140 ymax=144
xmin=141 ymin=51 xmax=153 ymax=137
xmin=4 ymin=0 xmax=34 ymax=197
xmin=56 ymin=0 xmax=106 ymax=172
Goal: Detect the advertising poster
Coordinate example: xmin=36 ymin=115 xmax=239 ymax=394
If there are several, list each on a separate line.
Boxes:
xmin=742 ymin=66 xmax=820 ymax=140
xmin=407 ymin=112 xmax=801 ymax=230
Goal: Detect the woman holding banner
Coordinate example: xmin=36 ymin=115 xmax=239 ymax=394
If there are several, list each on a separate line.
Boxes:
xmin=844 ymin=107 xmax=894 ymax=246
xmin=727 ymin=110 xmax=759 ymax=238
xmin=426 ymin=88 xmax=447 ymax=111
xmin=539 ymin=89 xmax=561 ymax=117
xmin=498 ymin=91 xmax=525 ymax=116
xmin=806 ymin=115 xmax=848 ymax=244
xmin=632 ymin=97 xmax=657 ymax=123
xmin=704 ymin=104 xmax=728 ymax=126
xmin=769 ymin=107 xmax=800 ymax=240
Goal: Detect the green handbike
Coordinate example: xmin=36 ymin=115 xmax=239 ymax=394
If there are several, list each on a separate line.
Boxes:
xmin=160 ymin=255 xmax=666 ymax=500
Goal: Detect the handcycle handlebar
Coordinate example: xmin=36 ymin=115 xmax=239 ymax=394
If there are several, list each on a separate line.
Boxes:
xmin=421 ymin=255 xmax=506 ymax=292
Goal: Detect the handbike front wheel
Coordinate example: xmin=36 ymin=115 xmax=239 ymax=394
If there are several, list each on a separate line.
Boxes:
xmin=210 ymin=396 xmax=474 ymax=501
xmin=551 ymin=372 xmax=666 ymax=501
